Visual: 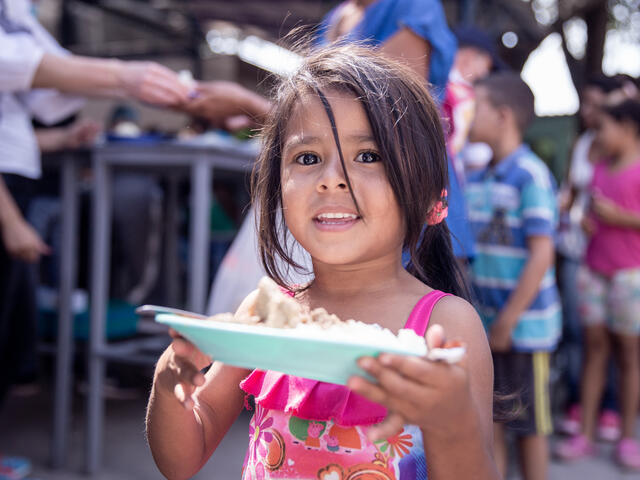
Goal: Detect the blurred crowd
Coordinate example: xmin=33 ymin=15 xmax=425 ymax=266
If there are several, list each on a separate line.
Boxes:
xmin=1 ymin=0 xmax=640 ymax=479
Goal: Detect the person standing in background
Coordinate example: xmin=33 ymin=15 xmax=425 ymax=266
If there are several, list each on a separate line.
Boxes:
xmin=0 ymin=0 xmax=189 ymax=475
xmin=555 ymin=75 xmax=625 ymax=442
xmin=466 ymin=72 xmax=561 ymax=480
xmin=317 ymin=0 xmax=475 ymax=262
xmin=555 ymin=98 xmax=640 ymax=472
xmin=444 ymin=25 xmax=504 ymax=180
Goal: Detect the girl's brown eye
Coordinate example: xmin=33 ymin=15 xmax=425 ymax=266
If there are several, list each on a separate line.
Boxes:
xmin=295 ymin=153 xmax=320 ymax=165
xmin=356 ymin=151 xmax=380 ymax=163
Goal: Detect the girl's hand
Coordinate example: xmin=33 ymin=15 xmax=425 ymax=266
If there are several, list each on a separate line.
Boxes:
xmin=348 ymin=325 xmax=474 ymax=442
xmin=155 ymin=328 xmax=212 ymax=410
xmin=592 ymin=194 xmax=625 ymax=226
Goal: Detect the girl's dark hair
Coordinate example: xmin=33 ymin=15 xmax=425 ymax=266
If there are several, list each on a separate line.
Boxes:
xmin=602 ymin=97 xmax=640 ymax=133
xmin=252 ymin=43 xmax=469 ymax=299
xmin=584 ymin=74 xmax=623 ymax=94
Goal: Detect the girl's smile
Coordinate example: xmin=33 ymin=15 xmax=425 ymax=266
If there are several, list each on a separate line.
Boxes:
xmin=313 ymin=208 xmax=361 ymax=231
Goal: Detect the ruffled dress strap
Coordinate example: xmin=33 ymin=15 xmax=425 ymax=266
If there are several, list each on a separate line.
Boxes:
xmin=404 ymin=289 xmax=451 ymax=337
xmin=240 ymin=289 xmax=450 ymax=426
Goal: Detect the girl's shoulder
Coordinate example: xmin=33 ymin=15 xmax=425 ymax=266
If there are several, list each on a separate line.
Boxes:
xmin=428 ymin=295 xmax=486 ymax=344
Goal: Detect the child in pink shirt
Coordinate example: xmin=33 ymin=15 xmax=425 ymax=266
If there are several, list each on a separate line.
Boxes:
xmin=556 ymin=98 xmax=640 ymax=470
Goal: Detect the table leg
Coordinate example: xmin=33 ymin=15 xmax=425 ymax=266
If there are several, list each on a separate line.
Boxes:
xmin=86 ymin=155 xmax=112 ymax=473
xmin=51 ymin=155 xmax=78 ymax=468
xmin=165 ymin=175 xmax=179 ymax=307
xmin=188 ymin=158 xmax=211 ymax=313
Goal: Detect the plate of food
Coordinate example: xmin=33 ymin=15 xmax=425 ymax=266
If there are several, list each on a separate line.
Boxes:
xmin=151 ymin=278 xmax=465 ymax=385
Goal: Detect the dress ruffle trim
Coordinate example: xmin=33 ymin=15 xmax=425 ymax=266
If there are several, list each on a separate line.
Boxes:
xmin=240 ymin=370 xmax=387 ymax=426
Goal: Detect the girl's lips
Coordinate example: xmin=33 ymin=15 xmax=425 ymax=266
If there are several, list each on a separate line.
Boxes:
xmin=313 ymin=216 xmax=360 ymax=232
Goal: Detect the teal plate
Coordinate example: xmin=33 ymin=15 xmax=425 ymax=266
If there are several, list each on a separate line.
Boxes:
xmin=155 ymin=313 xmax=425 ymax=385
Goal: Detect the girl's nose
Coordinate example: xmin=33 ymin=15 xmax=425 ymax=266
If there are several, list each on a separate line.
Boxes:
xmin=317 ymin=154 xmax=348 ymax=192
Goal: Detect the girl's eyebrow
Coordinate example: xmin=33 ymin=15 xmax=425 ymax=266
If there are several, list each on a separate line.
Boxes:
xmin=283 ymin=133 xmax=375 ymax=151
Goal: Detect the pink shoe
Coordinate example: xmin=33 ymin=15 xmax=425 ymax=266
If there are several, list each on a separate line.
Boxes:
xmin=555 ymin=434 xmax=597 ymax=461
xmin=616 ymin=438 xmax=640 ymax=471
xmin=559 ymin=404 xmax=581 ymax=436
xmin=598 ymin=409 xmax=621 ymax=442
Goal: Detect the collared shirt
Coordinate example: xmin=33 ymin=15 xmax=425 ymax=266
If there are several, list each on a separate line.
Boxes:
xmin=0 ymin=0 xmax=84 ymax=179
xmin=466 ymin=144 xmax=561 ymax=351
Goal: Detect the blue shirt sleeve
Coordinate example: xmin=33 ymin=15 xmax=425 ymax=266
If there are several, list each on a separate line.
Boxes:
xmin=316 ymin=0 xmax=456 ymax=99
xmin=520 ymin=171 xmax=557 ymax=239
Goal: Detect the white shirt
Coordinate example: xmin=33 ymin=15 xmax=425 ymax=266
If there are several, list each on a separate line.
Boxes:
xmin=0 ymin=0 xmax=84 ymax=178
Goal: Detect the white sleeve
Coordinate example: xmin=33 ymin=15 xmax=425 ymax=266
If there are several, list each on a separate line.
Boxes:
xmin=0 ymin=1 xmax=69 ymax=92
xmin=0 ymin=30 xmax=45 ymax=91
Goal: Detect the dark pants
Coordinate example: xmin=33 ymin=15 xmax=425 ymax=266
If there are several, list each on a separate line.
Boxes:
xmin=0 ymin=174 xmax=38 ymax=407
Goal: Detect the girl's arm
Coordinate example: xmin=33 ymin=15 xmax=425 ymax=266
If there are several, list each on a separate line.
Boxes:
xmin=349 ymin=297 xmax=499 ymax=479
xmin=421 ymin=297 xmax=498 ymax=479
xmin=146 ymin=292 xmax=256 ymax=479
xmin=592 ymin=194 xmax=640 ymax=230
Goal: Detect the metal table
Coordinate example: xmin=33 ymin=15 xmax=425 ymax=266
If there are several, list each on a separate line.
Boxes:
xmin=49 ymin=150 xmax=85 ymax=469
xmin=83 ymin=141 xmax=256 ymax=473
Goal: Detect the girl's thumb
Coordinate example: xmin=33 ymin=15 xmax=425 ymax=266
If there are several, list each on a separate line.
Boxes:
xmin=425 ymin=324 xmax=445 ymax=350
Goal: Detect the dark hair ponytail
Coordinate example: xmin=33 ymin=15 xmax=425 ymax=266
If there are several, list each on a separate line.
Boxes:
xmin=406 ymin=219 xmax=471 ymax=301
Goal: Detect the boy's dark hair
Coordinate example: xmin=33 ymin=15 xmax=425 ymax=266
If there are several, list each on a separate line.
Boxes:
xmin=602 ymin=97 xmax=640 ymax=133
xmin=252 ymin=44 xmax=469 ymax=299
xmin=475 ymin=72 xmax=535 ymax=133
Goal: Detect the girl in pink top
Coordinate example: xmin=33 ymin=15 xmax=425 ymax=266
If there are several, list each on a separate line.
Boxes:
xmin=556 ymin=98 xmax=640 ymax=470
xmin=146 ymin=45 xmax=497 ymax=480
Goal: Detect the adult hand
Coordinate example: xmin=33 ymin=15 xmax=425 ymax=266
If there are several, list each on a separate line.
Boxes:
xmin=64 ymin=118 xmax=101 ymax=149
xmin=118 ymin=61 xmax=192 ymax=107
xmin=182 ymin=81 xmax=271 ymax=130
xmin=1 ymin=216 xmax=51 ymax=263
xmin=154 ymin=328 xmax=212 ymax=410
xmin=347 ymin=324 xmax=474 ymax=442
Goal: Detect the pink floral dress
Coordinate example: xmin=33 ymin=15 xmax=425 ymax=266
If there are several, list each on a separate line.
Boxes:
xmin=240 ymin=290 xmax=449 ymax=480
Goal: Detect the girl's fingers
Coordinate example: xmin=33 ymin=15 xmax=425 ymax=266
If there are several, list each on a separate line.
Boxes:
xmin=367 ymin=412 xmax=406 ymax=442
xmin=347 ymin=367 xmax=418 ymax=415
xmin=173 ymin=356 xmax=205 ymax=387
xmin=168 ymin=328 xmax=181 ymax=339
xmin=171 ymin=337 xmax=195 ymax=358
xmin=360 ymin=357 xmax=426 ymax=399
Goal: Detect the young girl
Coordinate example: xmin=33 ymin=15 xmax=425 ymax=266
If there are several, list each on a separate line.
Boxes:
xmin=556 ymin=98 xmax=640 ymax=470
xmin=146 ymin=45 xmax=498 ymax=480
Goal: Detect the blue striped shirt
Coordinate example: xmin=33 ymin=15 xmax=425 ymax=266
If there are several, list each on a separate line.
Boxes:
xmin=466 ymin=145 xmax=561 ymax=351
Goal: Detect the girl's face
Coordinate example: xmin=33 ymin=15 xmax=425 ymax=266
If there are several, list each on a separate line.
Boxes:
xmin=280 ymin=91 xmax=404 ymax=268
xmin=596 ymin=113 xmax=628 ymax=156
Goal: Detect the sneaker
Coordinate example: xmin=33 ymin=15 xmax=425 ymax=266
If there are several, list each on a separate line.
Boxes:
xmin=555 ymin=434 xmax=597 ymax=461
xmin=616 ymin=438 xmax=640 ymax=471
xmin=0 ymin=456 xmax=31 ymax=479
xmin=598 ymin=409 xmax=621 ymax=442
xmin=559 ymin=404 xmax=581 ymax=436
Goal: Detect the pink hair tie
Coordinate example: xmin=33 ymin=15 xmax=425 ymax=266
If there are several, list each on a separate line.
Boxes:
xmin=427 ymin=189 xmax=448 ymax=225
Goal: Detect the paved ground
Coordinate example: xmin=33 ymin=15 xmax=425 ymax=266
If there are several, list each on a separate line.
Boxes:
xmin=1 ymin=385 xmax=639 ymax=479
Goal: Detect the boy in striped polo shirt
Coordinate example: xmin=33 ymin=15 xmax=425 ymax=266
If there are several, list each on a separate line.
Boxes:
xmin=466 ymin=72 xmax=561 ymax=480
